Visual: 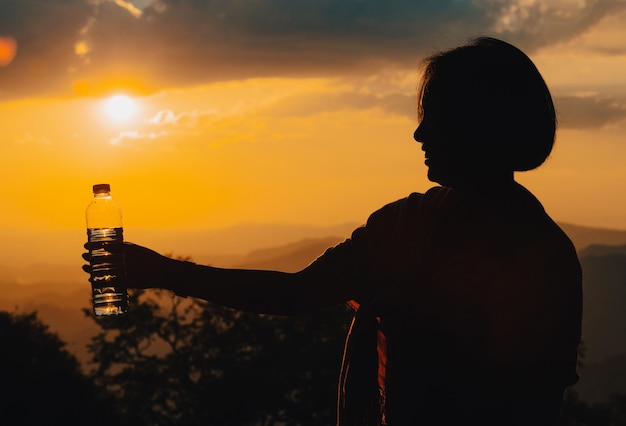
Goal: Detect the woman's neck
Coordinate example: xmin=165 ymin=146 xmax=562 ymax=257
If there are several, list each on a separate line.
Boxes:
xmin=448 ymin=170 xmax=515 ymax=194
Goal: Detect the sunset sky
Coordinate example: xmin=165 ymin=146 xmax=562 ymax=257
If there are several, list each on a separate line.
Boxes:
xmin=1 ymin=0 xmax=626 ymax=240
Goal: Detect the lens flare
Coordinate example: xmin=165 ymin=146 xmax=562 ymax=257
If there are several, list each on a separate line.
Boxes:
xmin=0 ymin=36 xmax=17 ymax=67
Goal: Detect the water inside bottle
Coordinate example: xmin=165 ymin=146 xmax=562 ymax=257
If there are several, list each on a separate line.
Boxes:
xmin=87 ymin=227 xmax=128 ymax=316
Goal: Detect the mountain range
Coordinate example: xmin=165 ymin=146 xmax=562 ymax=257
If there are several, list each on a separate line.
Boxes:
xmin=1 ymin=221 xmax=625 ymax=402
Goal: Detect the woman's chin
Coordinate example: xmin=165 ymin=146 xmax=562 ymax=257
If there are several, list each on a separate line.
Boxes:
xmin=427 ymin=168 xmax=460 ymax=188
xmin=427 ymin=168 xmax=447 ymax=185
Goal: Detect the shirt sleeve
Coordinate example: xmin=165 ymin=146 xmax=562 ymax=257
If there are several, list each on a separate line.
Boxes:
xmin=303 ymin=192 xmax=427 ymax=307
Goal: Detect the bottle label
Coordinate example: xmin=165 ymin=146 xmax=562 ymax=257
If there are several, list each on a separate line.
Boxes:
xmin=88 ymin=227 xmax=123 ymax=243
xmin=87 ymin=227 xmax=128 ymax=315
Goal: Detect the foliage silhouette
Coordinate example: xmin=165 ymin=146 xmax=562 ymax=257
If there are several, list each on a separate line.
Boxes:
xmin=82 ymin=289 xmax=626 ymax=425
xmin=85 ymin=288 xmax=352 ymax=425
xmin=558 ymin=390 xmax=626 ymax=425
xmin=0 ymin=310 xmax=119 ymax=425
xmin=557 ymin=341 xmax=626 ymax=425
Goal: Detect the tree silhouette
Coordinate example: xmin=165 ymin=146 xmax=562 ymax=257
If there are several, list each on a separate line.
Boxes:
xmin=558 ymin=340 xmax=626 ymax=425
xmin=0 ymin=310 xmax=119 ymax=425
xmin=558 ymin=390 xmax=626 ymax=425
xmin=83 ymin=268 xmax=626 ymax=425
xmin=85 ymin=288 xmax=352 ymax=425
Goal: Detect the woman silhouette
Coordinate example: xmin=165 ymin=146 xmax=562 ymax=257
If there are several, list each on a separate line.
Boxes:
xmin=86 ymin=37 xmax=582 ymax=425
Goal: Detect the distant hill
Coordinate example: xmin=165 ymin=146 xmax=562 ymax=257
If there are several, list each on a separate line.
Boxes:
xmin=560 ymin=223 xmax=626 ymax=251
xmin=125 ymin=222 xmax=626 ymax=264
xmin=234 ymin=237 xmax=344 ymax=272
xmin=577 ymin=353 xmax=626 ymax=402
xmin=574 ymin=244 xmax=626 ymax=402
xmin=130 ymin=222 xmax=360 ymax=262
xmin=0 ymin=222 xmax=361 ymax=269
xmin=579 ymin=244 xmax=626 ymax=257
xmin=0 ymin=263 xmax=86 ymax=287
xmin=0 ymin=221 xmax=623 ymax=270
xmin=577 ymin=245 xmax=626 ymax=363
xmin=2 ymin=222 xmax=626 ymax=402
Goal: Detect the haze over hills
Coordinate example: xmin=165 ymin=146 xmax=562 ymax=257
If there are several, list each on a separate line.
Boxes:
xmin=1 ymin=221 xmax=626 ymax=401
xmin=0 ymin=222 xmax=360 ymax=271
xmin=575 ymin=244 xmax=626 ymax=402
xmin=559 ymin=223 xmax=626 ymax=252
xmin=2 ymin=221 xmax=625 ymax=277
xmin=230 ymin=236 xmax=343 ymax=272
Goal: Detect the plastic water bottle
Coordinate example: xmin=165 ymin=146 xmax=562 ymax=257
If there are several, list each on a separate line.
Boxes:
xmin=86 ymin=183 xmax=128 ymax=316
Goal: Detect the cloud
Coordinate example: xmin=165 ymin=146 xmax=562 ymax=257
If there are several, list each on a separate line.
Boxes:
xmin=112 ymin=0 xmax=143 ymax=18
xmin=262 ymin=89 xmax=626 ymax=129
xmin=1 ymin=0 xmax=625 ymax=100
xmin=243 ymin=88 xmax=626 ymax=131
xmin=147 ymin=108 xmax=218 ymax=127
xmin=109 ymin=129 xmax=168 ymax=145
xmin=147 ymin=109 xmax=178 ymax=125
xmin=555 ymin=95 xmax=626 ymax=129
xmin=483 ymin=0 xmax=626 ymax=51
xmin=261 ymin=91 xmax=416 ymax=120
xmin=0 ymin=0 xmax=91 ymax=99
xmin=111 ymin=106 xmax=220 ymax=147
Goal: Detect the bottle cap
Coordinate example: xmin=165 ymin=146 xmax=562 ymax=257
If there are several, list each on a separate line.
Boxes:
xmin=93 ymin=183 xmax=111 ymax=194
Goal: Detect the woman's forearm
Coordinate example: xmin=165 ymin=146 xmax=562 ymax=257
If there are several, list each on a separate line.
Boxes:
xmin=159 ymin=258 xmax=354 ymax=315
xmin=123 ymin=240 xmax=365 ymax=315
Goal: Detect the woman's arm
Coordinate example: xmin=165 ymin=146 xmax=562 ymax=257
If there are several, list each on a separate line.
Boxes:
xmin=118 ymin=241 xmax=369 ymax=315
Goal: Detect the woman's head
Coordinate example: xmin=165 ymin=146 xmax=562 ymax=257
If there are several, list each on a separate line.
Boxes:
xmin=414 ymin=37 xmax=556 ymax=185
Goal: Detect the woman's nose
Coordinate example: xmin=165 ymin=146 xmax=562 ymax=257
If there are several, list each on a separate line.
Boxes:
xmin=414 ymin=122 xmax=426 ymax=143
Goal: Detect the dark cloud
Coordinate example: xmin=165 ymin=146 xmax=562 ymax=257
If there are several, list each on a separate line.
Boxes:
xmin=1 ymin=0 xmax=625 ymax=100
xmin=555 ymin=95 xmax=626 ymax=129
xmin=0 ymin=0 xmax=91 ymax=99
xmin=261 ymin=91 xmax=626 ymax=130
xmin=480 ymin=0 xmax=626 ymax=52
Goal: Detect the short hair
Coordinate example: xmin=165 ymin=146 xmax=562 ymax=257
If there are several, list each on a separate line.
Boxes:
xmin=417 ymin=37 xmax=556 ymax=171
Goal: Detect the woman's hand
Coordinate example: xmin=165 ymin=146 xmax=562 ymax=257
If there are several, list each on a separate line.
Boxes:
xmin=82 ymin=242 xmax=176 ymax=290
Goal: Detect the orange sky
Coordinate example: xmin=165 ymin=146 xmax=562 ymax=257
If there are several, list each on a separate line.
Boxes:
xmin=1 ymin=0 xmax=626 ymax=240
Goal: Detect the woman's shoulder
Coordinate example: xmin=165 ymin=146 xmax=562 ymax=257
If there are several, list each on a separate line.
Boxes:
xmin=367 ymin=186 xmax=452 ymax=224
xmin=355 ymin=186 xmax=454 ymax=246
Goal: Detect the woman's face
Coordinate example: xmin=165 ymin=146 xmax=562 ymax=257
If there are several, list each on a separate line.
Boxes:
xmin=413 ymin=82 xmax=471 ymax=187
xmin=414 ymin=76 xmax=509 ymax=188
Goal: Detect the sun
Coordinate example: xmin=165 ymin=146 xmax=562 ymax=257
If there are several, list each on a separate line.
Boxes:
xmin=103 ymin=94 xmax=137 ymax=122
